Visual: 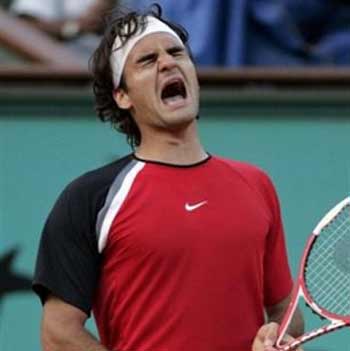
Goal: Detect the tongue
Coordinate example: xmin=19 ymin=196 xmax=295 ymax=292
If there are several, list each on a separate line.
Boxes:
xmin=162 ymin=95 xmax=185 ymax=106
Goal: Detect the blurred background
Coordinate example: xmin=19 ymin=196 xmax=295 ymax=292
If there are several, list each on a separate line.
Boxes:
xmin=0 ymin=0 xmax=350 ymax=350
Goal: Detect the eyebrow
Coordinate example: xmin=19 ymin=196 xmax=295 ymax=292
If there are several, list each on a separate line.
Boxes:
xmin=167 ymin=45 xmax=185 ymax=54
xmin=136 ymin=52 xmax=157 ymax=64
xmin=135 ymin=45 xmax=185 ymax=64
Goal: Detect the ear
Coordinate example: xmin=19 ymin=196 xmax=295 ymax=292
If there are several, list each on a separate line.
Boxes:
xmin=113 ymin=88 xmax=132 ymax=109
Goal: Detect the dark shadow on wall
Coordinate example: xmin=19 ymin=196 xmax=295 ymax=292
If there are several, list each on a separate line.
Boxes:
xmin=0 ymin=247 xmax=32 ymax=302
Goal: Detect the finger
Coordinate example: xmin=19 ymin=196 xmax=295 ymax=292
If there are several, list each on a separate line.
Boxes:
xmin=263 ymin=322 xmax=279 ymax=347
xmin=252 ymin=323 xmax=280 ymax=351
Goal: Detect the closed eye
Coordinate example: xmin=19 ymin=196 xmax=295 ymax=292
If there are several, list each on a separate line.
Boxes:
xmin=167 ymin=46 xmax=185 ymax=57
xmin=136 ymin=53 xmax=157 ymax=65
xmin=135 ymin=46 xmax=185 ymax=66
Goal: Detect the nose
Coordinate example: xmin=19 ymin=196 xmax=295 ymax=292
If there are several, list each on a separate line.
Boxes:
xmin=158 ymin=52 xmax=177 ymax=72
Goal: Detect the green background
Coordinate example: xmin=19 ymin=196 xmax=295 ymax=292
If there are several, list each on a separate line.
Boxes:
xmin=0 ymin=87 xmax=349 ymax=350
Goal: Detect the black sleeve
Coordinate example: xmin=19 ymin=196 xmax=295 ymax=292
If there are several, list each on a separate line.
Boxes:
xmin=33 ymin=179 xmax=101 ymax=316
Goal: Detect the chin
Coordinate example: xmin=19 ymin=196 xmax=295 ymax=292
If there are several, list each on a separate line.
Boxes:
xmin=171 ymin=104 xmax=198 ymax=119
xmin=165 ymin=112 xmax=197 ymax=130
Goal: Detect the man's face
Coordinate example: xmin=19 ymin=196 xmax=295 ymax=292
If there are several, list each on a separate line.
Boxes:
xmin=114 ymin=33 xmax=200 ymax=137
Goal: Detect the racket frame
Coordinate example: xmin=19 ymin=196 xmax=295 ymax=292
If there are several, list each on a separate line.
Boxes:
xmin=275 ymin=197 xmax=350 ymax=351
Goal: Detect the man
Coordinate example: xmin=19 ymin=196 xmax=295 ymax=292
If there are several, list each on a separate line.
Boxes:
xmin=33 ymin=4 xmax=304 ymax=351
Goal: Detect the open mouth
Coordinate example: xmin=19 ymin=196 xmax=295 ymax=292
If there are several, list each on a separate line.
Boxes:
xmin=161 ymin=79 xmax=187 ymax=106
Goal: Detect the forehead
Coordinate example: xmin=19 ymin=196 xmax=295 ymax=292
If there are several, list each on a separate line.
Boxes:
xmin=127 ymin=32 xmax=184 ymax=61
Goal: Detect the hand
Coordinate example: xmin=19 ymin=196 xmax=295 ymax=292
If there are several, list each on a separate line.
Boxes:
xmin=252 ymin=322 xmax=304 ymax=351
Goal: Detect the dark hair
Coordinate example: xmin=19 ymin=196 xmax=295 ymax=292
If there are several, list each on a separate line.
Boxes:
xmin=90 ymin=3 xmax=191 ymax=148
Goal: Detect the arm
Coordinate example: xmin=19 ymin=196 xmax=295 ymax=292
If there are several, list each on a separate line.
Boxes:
xmin=33 ymin=174 xmax=104 ymax=350
xmin=265 ymin=294 xmax=304 ymax=338
xmin=42 ymin=295 xmax=109 ymax=351
xmin=252 ymin=294 xmax=304 ymax=351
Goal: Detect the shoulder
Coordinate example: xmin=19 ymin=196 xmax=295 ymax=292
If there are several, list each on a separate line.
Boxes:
xmin=63 ymin=154 xmax=134 ymax=197
xmin=211 ymin=155 xmax=279 ymax=210
xmin=212 ymin=155 xmax=272 ymax=185
xmin=48 ymin=154 xmax=135 ymax=224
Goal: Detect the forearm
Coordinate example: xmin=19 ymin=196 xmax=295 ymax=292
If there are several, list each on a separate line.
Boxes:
xmin=42 ymin=295 xmax=110 ymax=351
xmin=267 ymin=305 xmax=304 ymax=338
xmin=42 ymin=319 xmax=109 ymax=351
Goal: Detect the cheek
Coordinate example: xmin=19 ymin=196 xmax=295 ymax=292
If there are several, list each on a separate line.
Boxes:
xmin=130 ymin=75 xmax=157 ymax=102
xmin=130 ymin=89 xmax=158 ymax=118
xmin=189 ymin=75 xmax=200 ymax=100
xmin=131 ymin=68 xmax=155 ymax=87
xmin=186 ymin=65 xmax=199 ymax=90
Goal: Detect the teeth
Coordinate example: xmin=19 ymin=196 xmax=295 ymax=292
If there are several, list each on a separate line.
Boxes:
xmin=162 ymin=95 xmax=185 ymax=105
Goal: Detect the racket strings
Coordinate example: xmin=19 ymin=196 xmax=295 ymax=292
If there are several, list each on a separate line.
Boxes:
xmin=307 ymin=263 xmax=350 ymax=315
xmin=304 ymin=204 xmax=350 ymax=316
xmin=306 ymin=217 xmax=349 ymax=280
xmin=313 ymin=274 xmax=350 ymax=312
xmin=310 ymin=211 xmax=349 ymax=258
xmin=308 ymin=268 xmax=350 ymax=299
xmin=307 ymin=265 xmax=350 ymax=314
xmin=307 ymin=220 xmax=350 ymax=281
xmin=306 ymin=222 xmax=350 ymax=312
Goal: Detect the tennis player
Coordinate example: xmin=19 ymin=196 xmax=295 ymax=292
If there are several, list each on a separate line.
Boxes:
xmin=33 ymin=4 xmax=304 ymax=351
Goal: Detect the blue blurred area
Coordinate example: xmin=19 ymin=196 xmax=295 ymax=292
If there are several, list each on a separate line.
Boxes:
xmin=128 ymin=0 xmax=350 ymax=66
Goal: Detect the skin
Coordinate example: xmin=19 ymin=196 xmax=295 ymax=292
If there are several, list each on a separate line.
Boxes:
xmin=253 ymin=294 xmax=304 ymax=351
xmin=42 ymin=295 xmax=108 ymax=351
xmin=114 ymin=32 xmax=207 ymax=165
xmin=41 ymin=31 xmax=304 ymax=351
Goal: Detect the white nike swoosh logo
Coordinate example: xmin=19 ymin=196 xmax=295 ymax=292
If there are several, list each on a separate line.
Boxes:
xmin=185 ymin=201 xmax=208 ymax=212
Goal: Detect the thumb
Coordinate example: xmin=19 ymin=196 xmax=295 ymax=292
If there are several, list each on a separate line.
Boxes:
xmin=263 ymin=322 xmax=279 ymax=347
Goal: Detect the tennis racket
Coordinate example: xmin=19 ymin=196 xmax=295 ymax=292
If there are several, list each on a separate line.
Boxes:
xmin=275 ymin=196 xmax=350 ymax=351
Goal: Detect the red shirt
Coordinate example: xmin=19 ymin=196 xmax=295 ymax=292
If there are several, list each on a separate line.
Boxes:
xmin=92 ymin=155 xmax=293 ymax=350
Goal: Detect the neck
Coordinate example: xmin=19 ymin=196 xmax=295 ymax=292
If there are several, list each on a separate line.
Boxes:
xmin=135 ymin=123 xmax=207 ymax=165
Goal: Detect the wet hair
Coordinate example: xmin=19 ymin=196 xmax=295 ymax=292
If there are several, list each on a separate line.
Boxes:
xmin=90 ymin=3 xmax=192 ymax=148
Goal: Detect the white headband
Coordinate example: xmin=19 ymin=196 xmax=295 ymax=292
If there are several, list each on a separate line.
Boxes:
xmin=110 ymin=16 xmax=183 ymax=88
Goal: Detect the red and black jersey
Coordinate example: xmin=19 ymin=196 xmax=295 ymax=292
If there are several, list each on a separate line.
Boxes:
xmin=33 ymin=154 xmax=293 ymax=351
